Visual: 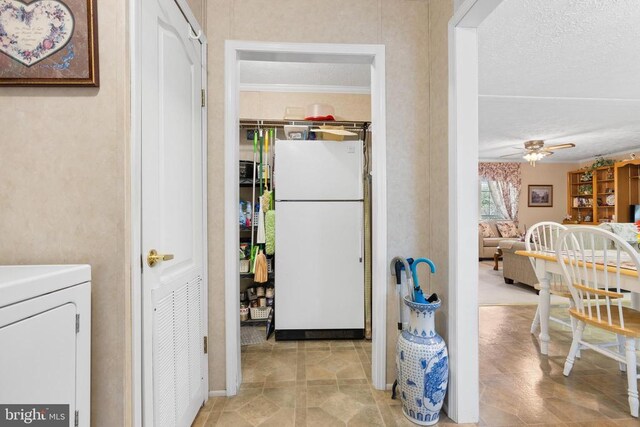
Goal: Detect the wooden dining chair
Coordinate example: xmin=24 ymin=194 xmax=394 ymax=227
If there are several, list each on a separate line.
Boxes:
xmin=557 ymin=226 xmax=640 ymax=418
xmin=525 ymin=222 xmax=573 ymax=336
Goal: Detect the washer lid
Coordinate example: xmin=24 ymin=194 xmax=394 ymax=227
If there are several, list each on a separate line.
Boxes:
xmin=0 ymin=265 xmax=91 ymax=308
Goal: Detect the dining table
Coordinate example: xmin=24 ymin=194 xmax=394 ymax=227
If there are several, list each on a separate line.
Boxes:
xmin=515 ymin=249 xmax=640 ymax=355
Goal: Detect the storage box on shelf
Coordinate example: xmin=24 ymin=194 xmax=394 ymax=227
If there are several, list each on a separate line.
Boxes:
xmin=250 ymin=306 xmax=271 ymax=321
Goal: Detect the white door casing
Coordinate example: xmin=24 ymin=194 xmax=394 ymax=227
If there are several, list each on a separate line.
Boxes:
xmin=224 ymin=42 xmax=387 ymax=395
xmin=140 ymin=0 xmax=206 ymax=426
xmin=448 ymin=0 xmax=504 ymax=423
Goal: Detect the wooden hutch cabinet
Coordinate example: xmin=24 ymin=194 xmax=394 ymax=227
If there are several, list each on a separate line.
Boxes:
xmin=615 ymin=159 xmax=640 ymax=223
xmin=567 ymin=159 xmax=640 ymax=224
xmin=567 ymin=169 xmax=597 ymax=225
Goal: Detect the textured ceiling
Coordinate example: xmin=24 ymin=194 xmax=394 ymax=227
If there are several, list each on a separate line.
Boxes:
xmin=239 ymin=61 xmax=370 ymax=89
xmin=479 ymin=96 xmax=640 ymax=161
xmin=478 ymin=0 xmax=640 ymax=161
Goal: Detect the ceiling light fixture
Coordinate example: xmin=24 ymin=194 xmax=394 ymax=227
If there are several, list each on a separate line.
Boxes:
xmin=523 ymin=151 xmax=550 ymax=166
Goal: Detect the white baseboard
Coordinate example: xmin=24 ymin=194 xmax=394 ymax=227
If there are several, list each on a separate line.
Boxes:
xmin=385 ymin=383 xmax=394 ymax=391
xmin=209 ymin=390 xmax=227 ymax=397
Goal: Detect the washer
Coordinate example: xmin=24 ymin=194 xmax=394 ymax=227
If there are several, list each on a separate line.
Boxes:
xmin=0 ymin=265 xmax=91 ymax=427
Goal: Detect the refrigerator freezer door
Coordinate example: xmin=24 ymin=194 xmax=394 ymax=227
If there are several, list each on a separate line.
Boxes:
xmin=275 ymin=201 xmax=364 ymax=330
xmin=275 ymin=140 xmax=363 ymax=200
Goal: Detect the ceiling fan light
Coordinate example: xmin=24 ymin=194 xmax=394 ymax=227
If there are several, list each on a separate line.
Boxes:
xmin=523 ymin=151 xmax=549 ymax=166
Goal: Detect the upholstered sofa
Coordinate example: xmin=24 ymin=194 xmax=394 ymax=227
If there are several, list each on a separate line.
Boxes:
xmin=478 ymin=220 xmax=520 ymax=259
xmin=500 ymin=240 xmax=538 ymax=287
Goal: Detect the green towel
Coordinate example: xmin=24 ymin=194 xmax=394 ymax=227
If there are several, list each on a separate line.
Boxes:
xmin=265 ymin=210 xmax=276 ymax=255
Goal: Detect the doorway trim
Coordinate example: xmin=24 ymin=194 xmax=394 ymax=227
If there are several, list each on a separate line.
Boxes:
xmin=224 ymin=41 xmax=388 ymax=395
xmin=130 ymin=1 xmax=208 ymax=425
xmin=448 ymin=0 xmax=504 ymax=423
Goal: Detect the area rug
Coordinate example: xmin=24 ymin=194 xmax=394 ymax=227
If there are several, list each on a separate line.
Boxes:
xmin=478 ymin=261 xmax=565 ymax=306
xmin=241 ymin=326 xmax=266 ymax=346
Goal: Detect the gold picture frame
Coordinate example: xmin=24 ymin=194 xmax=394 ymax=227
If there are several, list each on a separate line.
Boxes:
xmin=528 ymin=185 xmax=553 ymax=207
xmin=0 ymin=0 xmax=99 ymax=86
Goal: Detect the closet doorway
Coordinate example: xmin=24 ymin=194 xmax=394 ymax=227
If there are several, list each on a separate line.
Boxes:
xmin=224 ymin=42 xmax=388 ymax=395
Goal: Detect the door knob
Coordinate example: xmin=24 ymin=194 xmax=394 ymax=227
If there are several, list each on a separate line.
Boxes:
xmin=147 ymin=249 xmax=174 ymax=267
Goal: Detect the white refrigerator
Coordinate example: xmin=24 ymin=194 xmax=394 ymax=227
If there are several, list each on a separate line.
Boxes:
xmin=274 ymin=139 xmax=365 ymax=340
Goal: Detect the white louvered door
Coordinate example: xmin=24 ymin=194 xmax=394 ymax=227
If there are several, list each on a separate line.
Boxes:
xmin=141 ymin=0 xmax=206 ymax=425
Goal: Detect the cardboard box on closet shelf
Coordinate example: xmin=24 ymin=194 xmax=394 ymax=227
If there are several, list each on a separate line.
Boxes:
xmin=315 ymin=125 xmax=345 ymax=141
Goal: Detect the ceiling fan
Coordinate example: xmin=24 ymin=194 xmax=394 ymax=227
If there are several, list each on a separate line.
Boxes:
xmin=500 ymin=140 xmax=576 ymax=166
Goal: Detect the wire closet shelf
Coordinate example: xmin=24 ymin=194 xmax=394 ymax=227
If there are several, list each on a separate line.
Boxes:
xmin=239 ymin=119 xmax=371 ymax=133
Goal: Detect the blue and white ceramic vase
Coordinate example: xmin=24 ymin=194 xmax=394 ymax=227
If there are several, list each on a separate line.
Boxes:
xmin=396 ymin=296 xmax=449 ymax=426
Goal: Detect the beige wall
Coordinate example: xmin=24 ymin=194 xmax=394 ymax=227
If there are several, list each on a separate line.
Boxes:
xmin=519 ymin=150 xmax=640 ymax=227
xmin=492 ymin=153 xmax=640 ymax=230
xmin=206 ymin=0 xmax=454 ymax=390
xmin=240 ymin=91 xmax=371 ymax=121
xmin=0 ymin=0 xmax=456 ymax=420
xmin=518 ymin=163 xmax=578 ymax=228
xmin=429 ymin=0 xmax=453 ymax=345
xmin=0 ymin=1 xmax=129 ymax=426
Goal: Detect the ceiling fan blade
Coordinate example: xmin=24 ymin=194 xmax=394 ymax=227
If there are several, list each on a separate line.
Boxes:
xmin=545 ymin=143 xmax=576 ymax=151
xmin=500 ymin=152 xmax=524 ymax=158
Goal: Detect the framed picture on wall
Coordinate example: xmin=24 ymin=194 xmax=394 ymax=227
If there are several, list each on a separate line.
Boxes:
xmin=0 ymin=0 xmax=99 ymax=86
xmin=528 ymin=185 xmax=553 ymax=207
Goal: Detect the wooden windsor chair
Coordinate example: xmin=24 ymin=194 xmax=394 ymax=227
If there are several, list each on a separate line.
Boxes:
xmin=557 ymin=226 xmax=640 ymax=418
xmin=525 ymin=222 xmax=574 ymax=338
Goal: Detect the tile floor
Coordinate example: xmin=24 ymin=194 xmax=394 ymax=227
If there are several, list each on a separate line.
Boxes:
xmin=193 ymin=305 xmax=639 ymax=426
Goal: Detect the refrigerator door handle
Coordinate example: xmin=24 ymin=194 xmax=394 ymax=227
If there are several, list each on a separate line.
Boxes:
xmin=359 ymin=207 xmax=363 ymax=263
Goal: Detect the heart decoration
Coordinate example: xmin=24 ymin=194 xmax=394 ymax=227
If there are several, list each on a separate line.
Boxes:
xmin=0 ymin=0 xmax=74 ymax=67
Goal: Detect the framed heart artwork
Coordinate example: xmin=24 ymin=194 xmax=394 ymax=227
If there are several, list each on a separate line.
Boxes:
xmin=0 ymin=0 xmax=98 ymax=86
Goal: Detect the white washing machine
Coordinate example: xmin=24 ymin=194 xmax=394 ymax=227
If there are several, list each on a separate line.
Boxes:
xmin=0 ymin=265 xmax=91 ymax=427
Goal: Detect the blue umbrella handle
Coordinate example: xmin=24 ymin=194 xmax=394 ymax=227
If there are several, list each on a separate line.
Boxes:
xmin=410 ymin=258 xmax=436 ymax=288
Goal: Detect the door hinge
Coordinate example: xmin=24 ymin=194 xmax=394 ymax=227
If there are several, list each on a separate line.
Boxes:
xmin=75 ymin=314 xmax=80 ymax=334
xmin=201 ymin=89 xmax=206 ymax=107
xmin=203 ymin=336 xmax=208 ymax=354
xmin=74 ymin=410 xmax=79 ymax=427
